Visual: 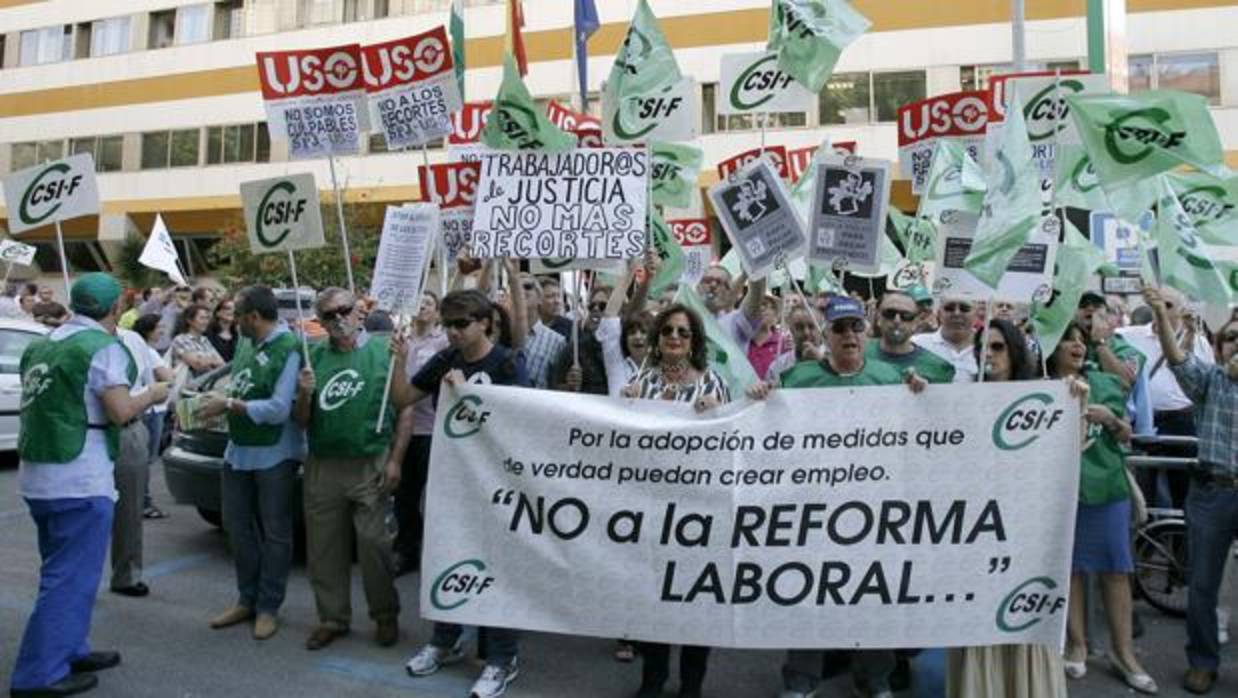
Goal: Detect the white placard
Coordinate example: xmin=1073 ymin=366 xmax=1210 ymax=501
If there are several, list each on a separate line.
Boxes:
xmin=0 ymin=239 xmax=37 ymax=267
xmin=603 ymin=77 xmax=698 ymax=145
xmin=718 ymin=51 xmax=815 ymax=115
xmin=422 ymin=381 xmax=1081 ymax=649
xmin=2 ymin=153 xmax=100 ymax=234
xmin=256 ymin=44 xmax=369 ymax=160
xmin=807 ymin=154 xmax=893 ymax=275
xmin=471 ymin=148 xmax=649 ymax=259
xmin=239 ymin=174 xmax=326 ymax=255
xmin=932 ymin=211 xmax=1058 ymax=303
xmin=371 ymin=204 xmax=437 ymax=314
xmin=708 ymin=158 xmax=806 ymax=280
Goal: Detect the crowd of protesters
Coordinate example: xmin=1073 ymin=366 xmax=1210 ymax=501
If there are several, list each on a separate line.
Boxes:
xmin=6 ymin=257 xmax=1237 ymax=698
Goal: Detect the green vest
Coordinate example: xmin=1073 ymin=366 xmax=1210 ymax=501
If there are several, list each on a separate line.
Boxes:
xmin=1079 ymin=371 xmax=1132 ymax=505
xmin=228 ymin=331 xmax=299 ymax=447
xmin=19 ymin=328 xmax=133 ymax=463
xmin=307 ymin=336 xmax=393 ymax=457
xmin=780 ymin=358 xmax=904 ymax=388
xmin=864 ymin=340 xmax=956 ymax=384
xmin=1085 ymin=335 xmax=1146 ymax=393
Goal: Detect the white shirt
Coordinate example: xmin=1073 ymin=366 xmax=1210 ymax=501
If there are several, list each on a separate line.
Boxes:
xmin=1118 ymin=324 xmax=1215 ymax=412
xmin=118 ymin=328 xmax=170 ymax=414
xmin=19 ymin=316 xmax=133 ymax=500
xmin=596 ymin=316 xmax=639 ymax=397
xmin=912 ymin=329 xmax=977 ymax=383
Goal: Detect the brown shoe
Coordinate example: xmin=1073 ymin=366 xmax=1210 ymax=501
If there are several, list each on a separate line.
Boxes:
xmin=253 ymin=613 xmax=279 ymax=640
xmin=1184 ymin=668 xmax=1218 ymax=694
xmin=375 ymin=619 xmax=399 ymax=647
xmin=305 ymin=625 xmax=349 ymax=651
xmin=209 ymin=605 xmax=254 ymax=629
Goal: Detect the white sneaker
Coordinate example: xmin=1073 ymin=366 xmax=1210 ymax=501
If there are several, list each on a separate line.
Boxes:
xmin=405 ymin=640 xmax=464 ymax=677
xmin=470 ymin=658 xmax=519 ymax=698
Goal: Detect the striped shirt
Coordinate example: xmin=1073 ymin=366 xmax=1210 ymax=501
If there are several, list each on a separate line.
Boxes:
xmin=521 ymin=321 xmax=566 ymax=389
xmin=1170 ymin=354 xmax=1237 ymax=477
xmin=625 ymin=366 xmax=731 ymax=406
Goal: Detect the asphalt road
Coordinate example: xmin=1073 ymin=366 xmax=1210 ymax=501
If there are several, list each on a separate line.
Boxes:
xmin=1 ymin=454 xmax=1235 ymax=698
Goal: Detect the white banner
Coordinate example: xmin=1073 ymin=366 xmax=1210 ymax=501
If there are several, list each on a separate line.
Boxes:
xmin=138 ymin=214 xmax=186 ymax=285
xmin=471 ymin=148 xmax=649 ymax=259
xmin=371 ymin=204 xmax=437 ymax=314
xmin=0 ymin=238 xmax=37 ymax=267
xmin=932 ymin=211 xmax=1058 ymax=303
xmin=708 ymin=157 xmax=805 ymax=280
xmin=603 ymin=77 xmax=698 ymax=145
xmin=718 ymin=51 xmax=815 ymax=116
xmin=422 ymin=382 xmax=1081 ymax=649
xmin=239 ymin=174 xmax=326 ymax=255
xmin=2 ymin=153 xmax=100 ymax=234
xmin=807 ymin=154 xmax=893 ymax=275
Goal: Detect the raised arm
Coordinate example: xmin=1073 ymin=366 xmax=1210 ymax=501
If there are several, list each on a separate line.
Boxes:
xmin=1143 ymin=287 xmax=1187 ymax=366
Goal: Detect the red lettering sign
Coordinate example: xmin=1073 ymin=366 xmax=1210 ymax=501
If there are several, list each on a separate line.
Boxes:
xmin=417 ymin=161 xmax=480 ymax=209
xmin=897 ymin=91 xmax=989 ymax=147
xmin=360 ymin=26 xmax=454 ymax=92
xmin=545 ymin=100 xmax=602 ymax=131
xmin=256 ymin=44 xmax=365 ymax=100
xmin=449 ymin=101 xmax=494 ymax=144
xmin=668 ymin=219 xmax=712 ymax=247
xmin=717 ymin=145 xmax=789 ymax=181
xmin=573 ymin=128 xmax=604 ymax=148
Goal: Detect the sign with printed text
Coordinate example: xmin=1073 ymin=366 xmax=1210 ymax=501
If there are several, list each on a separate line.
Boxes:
xmin=449 ymin=101 xmax=494 ymax=144
xmin=718 ymin=51 xmax=815 ymax=115
xmin=256 ymin=43 xmax=369 ymax=159
xmin=361 ymin=26 xmax=463 ymax=149
xmin=2 ymin=153 xmax=100 ymax=234
xmin=708 ymin=157 xmax=806 ymax=279
xmin=419 ymin=161 xmax=480 ymax=261
xmin=239 ymin=173 xmax=326 ymax=254
xmin=932 ymin=210 xmax=1058 ymax=302
xmin=808 ymin=154 xmax=893 ymax=274
xmin=788 ymin=141 xmax=855 ymax=182
xmin=718 ymin=146 xmax=790 ymax=182
xmin=604 ymin=76 xmax=698 ymax=145
xmin=669 ymin=219 xmax=714 ymax=287
xmin=0 ymin=238 xmax=37 ymax=266
xmin=896 ymin=91 xmax=988 ymax=194
xmin=422 ymin=381 xmax=1081 ymax=649
xmin=471 ymin=148 xmax=649 ymax=258
xmin=371 ymin=204 xmax=437 ymax=314
xmin=1089 ymin=210 xmax=1151 ymax=273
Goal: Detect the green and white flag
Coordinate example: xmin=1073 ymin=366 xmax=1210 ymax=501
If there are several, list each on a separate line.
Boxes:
xmin=1164 ymin=169 xmax=1238 ymax=235
xmin=766 ymin=0 xmax=871 ymax=93
xmin=964 ymin=88 xmax=1042 ymax=290
xmin=649 ymin=209 xmax=686 ymax=295
xmin=650 ymin=142 xmax=703 ymax=209
xmin=1032 ymin=218 xmax=1106 ymax=357
xmin=1067 ymin=90 xmax=1225 ymax=218
xmin=673 ymin=285 xmax=760 ymax=394
xmin=1152 ymin=175 xmax=1236 ymax=307
xmin=603 ymin=0 xmax=697 ymax=144
xmin=918 ymin=139 xmax=986 ymax=222
xmin=788 ymin=138 xmax=831 ymax=221
xmin=889 ymin=208 xmax=935 ymax=265
xmin=606 ymin=0 xmax=681 ymax=99
xmin=481 ymin=54 xmax=576 ymax=152
xmin=450 ymin=0 xmax=466 ymax=101
xmin=1053 ymin=144 xmax=1108 ymax=212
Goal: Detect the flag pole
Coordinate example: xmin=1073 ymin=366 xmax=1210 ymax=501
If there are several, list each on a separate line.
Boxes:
xmin=286 ymin=249 xmax=313 ymax=371
xmin=782 ymin=259 xmax=825 ymax=341
xmin=327 ymin=154 xmax=357 ymax=295
xmin=53 ymin=221 xmax=71 ymax=298
xmin=977 ymin=297 xmax=994 ymax=383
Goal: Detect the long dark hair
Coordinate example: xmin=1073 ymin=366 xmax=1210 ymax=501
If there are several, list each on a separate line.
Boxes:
xmin=207 ymin=296 xmax=234 ymax=335
xmin=973 ymin=318 xmax=1037 ymax=381
xmin=1046 ymin=322 xmax=1089 ymax=379
xmin=173 ymin=304 xmax=210 ymax=336
xmin=621 ymin=312 xmax=651 ymax=359
xmin=648 ymin=303 xmax=708 ymax=371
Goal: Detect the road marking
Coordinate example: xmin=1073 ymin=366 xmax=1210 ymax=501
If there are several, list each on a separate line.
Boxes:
xmin=144 ymin=552 xmax=215 ymax=579
xmin=315 ymin=656 xmax=476 ymax=696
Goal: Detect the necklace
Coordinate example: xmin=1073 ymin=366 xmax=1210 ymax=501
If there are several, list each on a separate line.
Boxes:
xmin=661 ymin=359 xmax=691 ymax=384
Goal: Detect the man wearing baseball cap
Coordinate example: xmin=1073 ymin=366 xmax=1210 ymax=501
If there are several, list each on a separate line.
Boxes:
xmin=10 ymin=273 xmax=169 ymax=698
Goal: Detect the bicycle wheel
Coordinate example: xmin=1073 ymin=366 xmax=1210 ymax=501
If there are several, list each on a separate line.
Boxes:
xmin=1133 ymin=518 xmax=1190 ymax=617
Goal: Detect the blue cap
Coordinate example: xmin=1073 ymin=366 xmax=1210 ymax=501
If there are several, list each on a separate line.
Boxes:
xmin=824 ymin=296 xmax=866 ymax=323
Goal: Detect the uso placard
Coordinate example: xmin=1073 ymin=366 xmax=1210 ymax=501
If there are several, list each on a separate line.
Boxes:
xmin=361 ymin=26 xmax=463 ymax=149
xmin=896 ymin=91 xmax=987 ymax=194
xmin=256 ymin=43 xmax=369 ymax=159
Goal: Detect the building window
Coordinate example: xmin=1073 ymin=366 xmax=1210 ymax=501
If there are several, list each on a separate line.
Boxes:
xmin=373 ymin=0 xmax=390 ymax=19
xmin=1128 ymin=54 xmax=1153 ymax=93
xmin=141 ymin=129 xmax=201 ymax=169
xmin=33 ymin=241 xmax=111 ymax=273
xmin=90 ymin=17 xmax=131 ymax=58
xmin=70 ymin=136 xmax=123 ymax=172
xmin=300 ymin=0 xmax=338 ymax=26
xmin=874 ymin=71 xmax=927 ymax=122
xmin=213 ymin=1 xmax=245 ymax=40
xmin=205 ymin=123 xmax=270 ymax=164
xmin=149 ymin=10 xmax=176 ymax=49
xmin=11 ymin=140 xmax=66 ymax=171
xmin=819 ymin=71 xmax=871 ymax=125
xmin=19 ymin=26 xmax=71 ymax=66
xmin=176 ymin=4 xmax=212 ymax=44
xmin=1151 ymin=53 xmax=1220 ymax=105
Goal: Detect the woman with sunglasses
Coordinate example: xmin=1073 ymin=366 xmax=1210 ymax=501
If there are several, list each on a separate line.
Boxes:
xmin=1047 ymin=322 xmax=1157 ymax=694
xmin=620 ymin=304 xmax=728 ymax=698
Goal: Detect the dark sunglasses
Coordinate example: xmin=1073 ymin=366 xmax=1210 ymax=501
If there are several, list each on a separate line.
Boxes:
xmin=830 ymin=319 xmax=865 ymax=334
xmin=988 ymin=341 xmax=1008 ymax=353
xmin=880 ymin=309 xmax=917 ymax=323
xmin=659 ymin=325 xmax=692 ymax=339
xmin=521 ymin=282 xmax=537 ymax=291
xmin=1220 ymin=332 xmax=1238 ymax=344
xmin=319 ymin=304 xmax=354 ymax=322
xmin=589 ymin=302 xmax=606 ymax=313
xmin=442 ymin=316 xmax=477 ymax=330
xmin=942 ymin=302 xmax=973 ymax=313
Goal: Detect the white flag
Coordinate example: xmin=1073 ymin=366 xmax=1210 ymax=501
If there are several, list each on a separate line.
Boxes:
xmin=138 ymin=215 xmax=186 ymax=285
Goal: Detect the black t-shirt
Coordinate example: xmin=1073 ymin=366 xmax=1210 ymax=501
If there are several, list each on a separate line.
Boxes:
xmin=412 ymin=344 xmax=530 ymax=405
xmin=549 ymin=327 xmax=609 ymax=395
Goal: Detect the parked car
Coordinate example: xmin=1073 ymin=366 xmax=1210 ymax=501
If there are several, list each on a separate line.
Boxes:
xmin=0 ymin=318 xmax=49 ymax=452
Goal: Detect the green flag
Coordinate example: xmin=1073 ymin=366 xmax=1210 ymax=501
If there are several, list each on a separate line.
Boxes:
xmin=606 ymin=0 xmax=681 ymax=100
xmin=650 ymin=142 xmax=703 ymax=209
xmin=481 ymin=54 xmax=576 ymax=151
xmin=767 ymin=0 xmax=871 ymax=92
xmin=1164 ymin=169 xmax=1238 ymax=235
xmin=1032 ymin=218 xmax=1106 ymax=358
xmin=450 ymin=0 xmax=466 ymax=101
xmin=1152 ymin=175 xmax=1236 ymax=308
xmin=1067 ymin=90 xmax=1225 ymax=219
xmin=649 ymin=209 xmax=686 ymax=295
xmin=673 ymin=285 xmax=759 ymax=394
xmin=964 ymin=88 xmax=1043 ymax=290
xmin=918 ymin=139 xmax=986 ymax=222
xmin=1053 ymin=144 xmax=1108 ymax=211
xmin=889 ymin=208 xmax=935 ymax=264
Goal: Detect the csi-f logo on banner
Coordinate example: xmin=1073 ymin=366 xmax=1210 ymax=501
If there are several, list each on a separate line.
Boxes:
xmin=992 ymin=393 xmax=1065 ymax=450
xmin=431 ymin=559 xmax=495 ymax=610
xmin=2 ymin=153 xmax=100 ymax=234
xmin=995 ymin=577 xmax=1067 ymax=633
xmin=239 ymin=174 xmax=326 ymax=254
xmin=1022 ymin=79 xmax=1088 ymax=142
xmin=444 ymin=394 xmax=491 ymax=438
xmin=718 ymin=52 xmax=814 ymax=115
xmin=318 ymin=369 xmax=365 ymax=411
xmin=1103 ymin=108 xmax=1186 ymax=164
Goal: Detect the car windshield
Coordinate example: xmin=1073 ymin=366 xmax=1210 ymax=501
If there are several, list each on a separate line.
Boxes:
xmin=0 ymin=329 xmax=42 ymax=374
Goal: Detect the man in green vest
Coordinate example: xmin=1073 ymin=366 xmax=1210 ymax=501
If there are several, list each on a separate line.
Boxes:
xmin=293 ymin=287 xmax=416 ymax=651
xmin=10 ymin=273 xmax=169 ymax=698
xmin=865 ymin=290 xmax=957 ymax=384
xmin=197 ymin=286 xmax=306 ymax=641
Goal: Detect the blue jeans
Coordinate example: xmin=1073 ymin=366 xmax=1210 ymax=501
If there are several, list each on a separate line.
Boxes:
xmin=222 ymin=460 xmax=297 ymax=615
xmin=431 ymin=623 xmax=519 ymax=668
xmin=10 ymin=497 xmax=113 ymax=690
xmin=1185 ymin=478 xmax=1238 ymax=671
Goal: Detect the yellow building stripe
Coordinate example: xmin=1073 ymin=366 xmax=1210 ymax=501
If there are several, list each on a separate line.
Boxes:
xmin=0 ymin=0 xmax=45 ymax=9
xmin=2 ymin=0 xmax=1237 ymax=117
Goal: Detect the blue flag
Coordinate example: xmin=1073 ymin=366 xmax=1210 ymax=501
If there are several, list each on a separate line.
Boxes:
xmin=574 ymin=0 xmax=600 ymax=111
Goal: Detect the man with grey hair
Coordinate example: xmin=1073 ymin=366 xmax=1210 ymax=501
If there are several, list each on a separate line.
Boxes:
xmin=516 ymin=273 xmax=566 ymax=389
xmin=695 ymin=264 xmax=766 ymax=348
xmin=293 ymin=288 xmax=416 ymax=651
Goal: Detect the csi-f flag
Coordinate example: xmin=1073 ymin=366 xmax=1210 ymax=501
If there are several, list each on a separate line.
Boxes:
xmin=575 ymin=0 xmax=600 ymax=111
xmin=481 ymin=54 xmax=576 ymax=152
xmin=450 ymin=0 xmax=466 ymax=100
xmin=766 ymin=0 xmax=871 ymax=93
xmin=650 ymin=142 xmax=703 ymax=209
xmin=1164 ymin=170 xmax=1238 ymax=235
xmin=1032 ymin=218 xmax=1106 ymax=358
xmin=138 ymin=214 xmax=187 ymax=285
xmin=1152 ymin=175 xmax=1236 ymax=308
xmin=889 ymin=208 xmax=935 ymax=265
xmin=917 ymin=139 xmax=986 ymax=223
xmin=603 ymin=0 xmax=696 ymax=144
xmin=649 ymin=210 xmax=686 ymax=296
xmin=606 ymin=0 xmax=681 ymax=101
xmin=673 ymin=285 xmax=759 ymax=395
xmin=963 ymin=88 xmax=1042 ymax=290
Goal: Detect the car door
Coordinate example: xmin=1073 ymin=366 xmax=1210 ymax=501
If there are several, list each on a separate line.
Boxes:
xmin=0 ymin=327 xmax=46 ymax=451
